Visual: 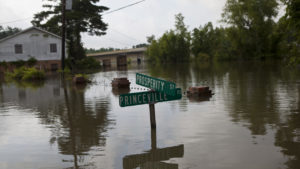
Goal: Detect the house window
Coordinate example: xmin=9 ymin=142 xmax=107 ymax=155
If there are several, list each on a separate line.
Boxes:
xmin=50 ymin=43 xmax=57 ymax=53
xmin=15 ymin=44 xmax=23 ymax=54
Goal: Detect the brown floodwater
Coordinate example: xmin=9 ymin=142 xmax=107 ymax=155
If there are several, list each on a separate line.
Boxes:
xmin=0 ymin=61 xmax=299 ymax=169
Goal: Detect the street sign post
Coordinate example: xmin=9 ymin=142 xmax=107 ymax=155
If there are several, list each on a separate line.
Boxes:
xmin=136 ymin=73 xmax=176 ymax=96
xmin=119 ymin=88 xmax=182 ymax=107
xmin=66 ymin=0 xmax=73 ymax=10
xmin=119 ymin=73 xmax=182 ymax=129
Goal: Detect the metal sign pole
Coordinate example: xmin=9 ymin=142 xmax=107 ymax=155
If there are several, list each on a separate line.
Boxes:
xmin=149 ymin=103 xmax=156 ymax=129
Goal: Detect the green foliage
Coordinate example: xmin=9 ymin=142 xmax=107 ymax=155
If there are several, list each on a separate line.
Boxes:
xmin=0 ymin=26 xmax=22 ymax=39
xmin=277 ymin=0 xmax=300 ymax=65
xmin=57 ymin=67 xmax=71 ymax=74
xmin=27 ymin=57 xmax=37 ymax=67
xmin=221 ymin=0 xmax=279 ymax=59
xmin=75 ymin=73 xmax=88 ymax=79
xmin=74 ymin=73 xmax=90 ymax=84
xmin=6 ymin=67 xmax=45 ymax=81
xmin=147 ymin=35 xmax=155 ymax=43
xmin=146 ymin=13 xmax=190 ymax=63
xmin=9 ymin=58 xmax=38 ymax=68
xmin=0 ymin=61 xmax=8 ymax=68
xmin=133 ymin=43 xmax=148 ymax=48
xmin=195 ymin=53 xmax=211 ymax=62
xmin=75 ymin=57 xmax=101 ymax=70
xmin=11 ymin=60 xmax=26 ymax=68
xmin=191 ymin=22 xmax=215 ymax=57
xmin=191 ymin=23 xmax=234 ymax=61
xmin=22 ymin=68 xmax=45 ymax=81
xmin=32 ymin=0 xmax=109 ymax=60
xmin=85 ymin=47 xmax=120 ymax=54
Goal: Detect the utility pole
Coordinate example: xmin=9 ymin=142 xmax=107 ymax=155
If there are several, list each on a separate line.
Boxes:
xmin=61 ymin=0 xmax=66 ymax=71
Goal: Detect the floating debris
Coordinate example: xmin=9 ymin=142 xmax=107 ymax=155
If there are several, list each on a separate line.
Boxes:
xmin=187 ymin=86 xmax=212 ymax=97
xmin=111 ymin=78 xmax=131 ymax=88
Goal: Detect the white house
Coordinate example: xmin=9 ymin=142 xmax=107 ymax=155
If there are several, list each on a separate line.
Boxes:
xmin=0 ymin=26 xmax=67 ymax=70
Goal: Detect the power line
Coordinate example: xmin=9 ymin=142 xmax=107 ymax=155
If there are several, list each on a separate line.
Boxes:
xmin=110 ymin=28 xmax=144 ymax=43
xmin=0 ymin=0 xmax=146 ymax=25
xmin=106 ymin=37 xmax=133 ymax=46
xmin=0 ymin=17 xmax=32 ymax=25
xmin=103 ymin=0 xmax=146 ymax=15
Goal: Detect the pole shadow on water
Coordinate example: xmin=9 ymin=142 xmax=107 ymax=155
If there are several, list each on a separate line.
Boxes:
xmin=123 ymin=129 xmax=184 ymax=169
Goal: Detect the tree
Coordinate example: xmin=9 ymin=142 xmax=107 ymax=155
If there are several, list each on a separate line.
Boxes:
xmin=32 ymin=0 xmax=109 ymax=60
xmin=222 ymin=0 xmax=279 ymax=59
xmin=191 ymin=23 xmax=234 ymax=61
xmin=0 ymin=26 xmax=22 ymax=39
xmin=191 ymin=22 xmax=215 ymax=57
xmin=133 ymin=43 xmax=148 ymax=48
xmin=278 ymin=0 xmax=300 ymax=64
xmin=146 ymin=13 xmax=190 ymax=63
xmin=147 ymin=35 xmax=155 ymax=44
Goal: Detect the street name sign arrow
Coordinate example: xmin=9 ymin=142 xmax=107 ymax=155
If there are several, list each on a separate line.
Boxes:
xmin=136 ymin=73 xmax=176 ymax=96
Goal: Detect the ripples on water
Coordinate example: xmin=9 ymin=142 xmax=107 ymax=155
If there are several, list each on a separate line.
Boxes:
xmin=0 ymin=61 xmax=299 ymax=169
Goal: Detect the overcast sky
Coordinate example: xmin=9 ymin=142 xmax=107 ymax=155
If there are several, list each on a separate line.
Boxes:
xmin=0 ymin=0 xmax=226 ymax=49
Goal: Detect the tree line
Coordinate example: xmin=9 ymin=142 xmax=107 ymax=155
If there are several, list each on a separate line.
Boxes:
xmin=146 ymin=0 xmax=300 ymax=65
xmin=0 ymin=26 xmax=22 ymax=39
xmin=1 ymin=0 xmax=299 ymax=65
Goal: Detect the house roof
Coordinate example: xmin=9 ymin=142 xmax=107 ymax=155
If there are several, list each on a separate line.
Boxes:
xmin=0 ymin=26 xmax=63 ymax=43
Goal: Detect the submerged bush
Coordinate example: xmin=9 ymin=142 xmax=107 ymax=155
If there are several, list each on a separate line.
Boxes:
xmin=6 ymin=67 xmax=45 ymax=81
xmin=22 ymin=68 xmax=45 ymax=80
xmin=75 ymin=57 xmax=101 ymax=70
xmin=73 ymin=73 xmax=90 ymax=84
xmin=57 ymin=67 xmax=71 ymax=74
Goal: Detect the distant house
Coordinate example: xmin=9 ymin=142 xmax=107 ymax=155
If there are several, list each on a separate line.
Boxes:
xmin=0 ymin=26 xmax=67 ymax=71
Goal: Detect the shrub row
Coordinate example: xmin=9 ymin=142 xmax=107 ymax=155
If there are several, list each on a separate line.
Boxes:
xmin=6 ymin=67 xmax=45 ymax=81
xmin=0 ymin=57 xmax=37 ymax=69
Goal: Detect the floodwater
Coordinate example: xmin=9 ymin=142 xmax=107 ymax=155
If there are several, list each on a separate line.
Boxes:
xmin=0 ymin=61 xmax=299 ymax=169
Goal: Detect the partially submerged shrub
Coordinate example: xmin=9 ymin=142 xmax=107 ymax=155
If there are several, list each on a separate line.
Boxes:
xmin=75 ymin=57 xmax=101 ymax=70
xmin=6 ymin=67 xmax=45 ymax=81
xmin=22 ymin=68 xmax=45 ymax=80
xmin=57 ymin=67 xmax=71 ymax=74
xmin=73 ymin=73 xmax=90 ymax=84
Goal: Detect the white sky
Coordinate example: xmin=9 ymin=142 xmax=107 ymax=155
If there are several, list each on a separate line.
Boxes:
xmin=0 ymin=0 xmax=226 ymax=49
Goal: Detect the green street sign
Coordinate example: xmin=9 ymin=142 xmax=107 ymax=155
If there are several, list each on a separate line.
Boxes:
xmin=119 ymin=88 xmax=182 ymax=107
xmin=136 ymin=73 xmax=176 ymax=96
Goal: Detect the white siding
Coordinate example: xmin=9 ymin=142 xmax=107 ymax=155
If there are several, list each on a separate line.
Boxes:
xmin=0 ymin=29 xmax=67 ymax=62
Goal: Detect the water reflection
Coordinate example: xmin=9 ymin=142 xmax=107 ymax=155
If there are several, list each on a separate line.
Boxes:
xmin=187 ymin=95 xmax=212 ymax=102
xmin=0 ymin=77 xmax=113 ymax=168
xmin=225 ymin=62 xmax=282 ymax=135
xmin=123 ymin=129 xmax=184 ymax=169
xmin=53 ymin=79 xmax=113 ymax=168
xmin=275 ymin=112 xmax=300 ymax=169
xmin=275 ymin=86 xmax=300 ymax=169
xmin=1 ymin=61 xmax=300 ymax=169
xmin=112 ymin=87 xmax=131 ymax=96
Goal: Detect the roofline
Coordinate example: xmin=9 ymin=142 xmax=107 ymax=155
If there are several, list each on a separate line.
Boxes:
xmin=87 ymin=47 xmax=147 ymax=57
xmin=0 ymin=26 xmax=64 ymax=43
